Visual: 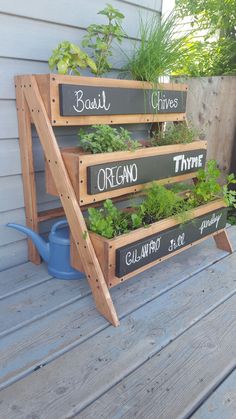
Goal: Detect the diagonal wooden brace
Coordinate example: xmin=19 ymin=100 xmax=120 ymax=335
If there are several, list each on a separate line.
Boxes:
xmin=20 ymin=75 xmax=119 ymax=327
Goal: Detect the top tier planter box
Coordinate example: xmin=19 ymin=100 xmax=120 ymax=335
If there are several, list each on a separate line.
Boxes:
xmin=34 ymin=74 xmax=188 ymax=126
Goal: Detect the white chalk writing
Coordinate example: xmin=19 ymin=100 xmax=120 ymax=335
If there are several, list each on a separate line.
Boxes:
xmin=151 ymin=91 xmax=178 ymax=111
xmin=125 ymin=237 xmax=161 ymax=266
xmin=173 ymin=154 xmax=204 ymax=173
xmin=199 ymin=212 xmax=222 ymax=235
xmin=168 ymin=233 xmax=185 ymax=252
xmin=97 ymin=164 xmax=138 ymax=192
xmin=73 ymin=89 xmax=111 ymax=113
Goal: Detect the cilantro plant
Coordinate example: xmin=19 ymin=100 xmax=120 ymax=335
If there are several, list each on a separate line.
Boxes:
xmin=88 ymin=199 xmax=130 ymax=238
xmin=82 ymin=4 xmax=125 ymax=76
xmin=48 ymin=41 xmax=97 ymax=75
xmin=78 ymin=125 xmax=139 ymax=154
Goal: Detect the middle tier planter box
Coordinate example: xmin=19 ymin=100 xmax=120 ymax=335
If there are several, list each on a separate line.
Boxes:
xmin=46 ymin=140 xmax=207 ymax=205
xmin=71 ymin=198 xmax=227 ymax=287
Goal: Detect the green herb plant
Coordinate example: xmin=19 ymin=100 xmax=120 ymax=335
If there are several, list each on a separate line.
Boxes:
xmin=82 ymin=4 xmax=125 ymax=76
xmin=78 ymin=125 xmax=140 ymax=154
xmin=48 ymin=41 xmax=97 ymax=75
xmin=151 ymin=122 xmax=197 ymax=146
xmin=87 ymin=161 xmax=236 ymax=239
xmin=187 ymin=160 xmax=236 ymax=207
xmin=88 ymin=199 xmax=130 ymax=238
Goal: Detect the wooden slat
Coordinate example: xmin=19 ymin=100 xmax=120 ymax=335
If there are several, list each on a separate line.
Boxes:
xmin=21 ymin=75 xmax=119 ymax=326
xmin=0 ymin=277 xmax=89 ymax=337
xmin=0 ymin=262 xmax=51 ymax=300
xmin=79 ymin=292 xmax=236 ymax=419
xmin=1 ymin=232 xmax=233 ymax=388
xmin=37 ymin=207 xmax=65 ymax=222
xmin=192 ymin=368 xmax=236 ymax=419
xmin=15 ymin=77 xmax=40 ymax=264
xmin=0 ymin=244 xmax=235 ymax=417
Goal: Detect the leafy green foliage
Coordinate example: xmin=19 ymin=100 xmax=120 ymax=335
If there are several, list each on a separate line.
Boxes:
xmin=175 ymin=0 xmax=236 ymax=76
xmin=151 ymin=122 xmax=197 ymax=146
xmin=78 ymin=125 xmax=139 ymax=154
xmin=123 ymin=12 xmax=192 ymax=82
xmin=48 ymin=41 xmax=97 ymax=75
xmin=82 ymin=4 xmax=125 ymax=76
xmin=137 ymin=184 xmax=191 ymax=225
xmin=187 ymin=160 xmax=236 ymax=207
xmin=88 ymin=199 xmax=131 ymax=238
xmin=227 ymin=208 xmax=236 ymax=225
xmin=87 ymin=161 xmax=236 ymax=238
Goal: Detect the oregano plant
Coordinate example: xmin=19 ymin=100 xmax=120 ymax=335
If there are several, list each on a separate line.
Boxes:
xmin=78 ymin=125 xmax=140 ymax=154
xmin=82 ymin=4 xmax=125 ymax=76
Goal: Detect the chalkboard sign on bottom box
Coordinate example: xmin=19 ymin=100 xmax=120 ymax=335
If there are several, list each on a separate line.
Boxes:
xmin=116 ymin=208 xmax=228 ymax=277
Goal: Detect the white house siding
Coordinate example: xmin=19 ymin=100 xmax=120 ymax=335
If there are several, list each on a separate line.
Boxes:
xmin=0 ymin=0 xmax=162 ymax=270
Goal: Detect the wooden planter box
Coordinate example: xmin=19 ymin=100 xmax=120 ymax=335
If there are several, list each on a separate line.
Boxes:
xmin=46 ymin=140 xmax=207 ymax=205
xmin=71 ymin=199 xmax=228 ymax=287
xmin=35 ymin=74 xmax=188 ymax=126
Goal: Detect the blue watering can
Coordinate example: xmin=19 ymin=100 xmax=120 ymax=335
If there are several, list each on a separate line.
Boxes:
xmin=7 ymin=220 xmax=84 ymax=280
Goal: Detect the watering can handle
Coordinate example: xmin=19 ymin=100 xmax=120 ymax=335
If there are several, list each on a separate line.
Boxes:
xmin=51 ymin=219 xmax=68 ymax=234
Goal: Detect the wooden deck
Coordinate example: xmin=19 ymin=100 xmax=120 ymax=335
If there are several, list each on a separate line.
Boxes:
xmin=0 ymin=226 xmax=236 ymax=419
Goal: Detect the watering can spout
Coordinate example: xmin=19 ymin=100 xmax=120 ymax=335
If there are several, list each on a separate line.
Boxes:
xmin=7 ymin=223 xmax=50 ymax=263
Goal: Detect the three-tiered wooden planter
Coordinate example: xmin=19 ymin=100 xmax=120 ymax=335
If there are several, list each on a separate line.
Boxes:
xmin=15 ymin=74 xmax=232 ymax=326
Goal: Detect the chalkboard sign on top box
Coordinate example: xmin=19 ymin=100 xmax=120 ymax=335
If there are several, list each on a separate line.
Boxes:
xmin=59 ymin=84 xmax=187 ymax=117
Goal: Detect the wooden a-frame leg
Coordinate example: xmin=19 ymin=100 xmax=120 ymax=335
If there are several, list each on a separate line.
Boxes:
xmin=15 ymin=77 xmax=41 ymax=264
xmin=214 ymin=229 xmax=233 ymax=253
xmin=21 ymin=75 xmax=119 ymax=327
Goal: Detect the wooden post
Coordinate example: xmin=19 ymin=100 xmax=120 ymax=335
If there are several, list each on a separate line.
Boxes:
xmin=21 ymin=75 xmax=119 ymax=327
xmin=15 ymin=77 xmax=41 ymax=264
xmin=214 ymin=229 xmax=233 ymax=253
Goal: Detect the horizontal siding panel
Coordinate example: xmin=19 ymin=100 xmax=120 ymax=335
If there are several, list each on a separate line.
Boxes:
xmin=0 ymin=58 xmax=49 ymax=100
xmin=0 ymin=127 xmax=149 ymax=176
xmin=0 ymin=139 xmax=21 ymax=176
xmin=0 ymin=14 xmax=134 ymax=67
xmin=120 ymin=0 xmax=161 ymax=10
xmin=0 ymin=1 xmax=159 ymax=39
xmin=0 ymin=172 xmax=58 ymax=213
xmin=0 ymin=100 xmax=18 ymax=139
xmin=0 ymin=58 xmax=119 ymax=100
xmin=0 ymin=207 xmax=65 ymax=247
xmin=0 ymin=240 xmax=28 ymax=271
xmin=0 ymin=100 xmax=150 ymax=140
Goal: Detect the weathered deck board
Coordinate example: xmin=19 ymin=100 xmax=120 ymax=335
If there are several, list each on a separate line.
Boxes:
xmin=0 ymin=229 xmax=235 ymax=390
xmin=79 ymin=293 xmax=236 ymax=419
xmin=0 ymin=245 xmax=235 ymax=418
xmin=0 ymin=262 xmax=51 ymax=300
xmin=192 ymin=368 xmax=236 ymax=419
xmin=0 ymin=278 xmax=89 ymax=336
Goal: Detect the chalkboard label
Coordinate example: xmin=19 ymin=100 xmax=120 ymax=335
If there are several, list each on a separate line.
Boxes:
xmin=59 ymin=84 xmax=187 ymax=116
xmin=115 ymin=208 xmax=227 ymax=277
xmin=87 ymin=149 xmax=207 ymax=194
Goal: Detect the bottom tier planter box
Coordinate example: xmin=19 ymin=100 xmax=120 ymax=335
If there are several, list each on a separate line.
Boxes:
xmin=71 ymin=199 xmax=228 ymax=287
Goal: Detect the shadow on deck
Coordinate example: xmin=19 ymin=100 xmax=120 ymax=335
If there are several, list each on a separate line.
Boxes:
xmin=0 ymin=226 xmax=236 ymax=418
